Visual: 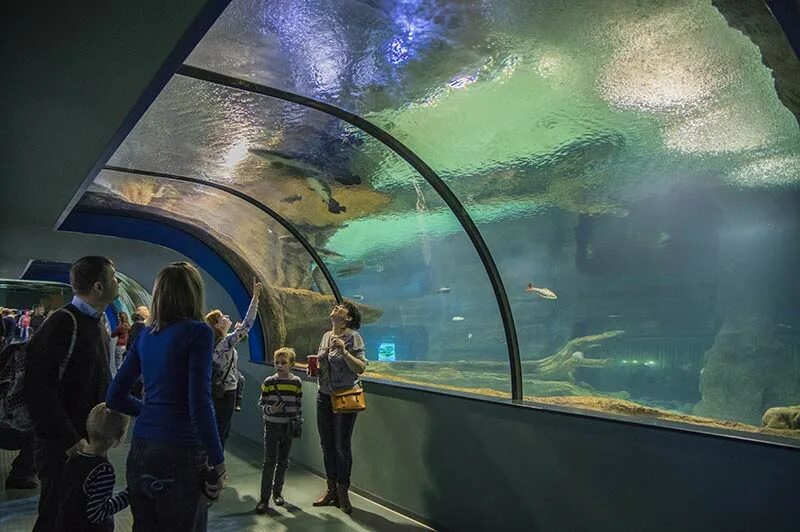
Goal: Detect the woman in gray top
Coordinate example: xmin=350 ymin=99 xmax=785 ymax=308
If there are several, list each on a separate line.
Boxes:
xmin=312 ymin=301 xmax=366 ymax=514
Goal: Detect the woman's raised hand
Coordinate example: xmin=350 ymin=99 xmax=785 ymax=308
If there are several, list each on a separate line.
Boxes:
xmin=253 ymin=279 xmax=263 ymax=295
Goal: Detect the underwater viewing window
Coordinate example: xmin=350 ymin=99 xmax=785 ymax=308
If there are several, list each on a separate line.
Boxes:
xmin=104 ymin=73 xmax=513 ymax=393
xmin=80 ymin=168 xmax=337 ymax=358
xmin=75 ymin=0 xmax=800 ymax=445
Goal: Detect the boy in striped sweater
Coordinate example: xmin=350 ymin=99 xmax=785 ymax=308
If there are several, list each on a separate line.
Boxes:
xmin=55 ymin=403 xmax=130 ymax=531
xmin=256 ymin=347 xmax=303 ymax=513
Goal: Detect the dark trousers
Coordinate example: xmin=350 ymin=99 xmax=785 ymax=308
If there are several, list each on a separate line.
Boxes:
xmin=0 ymin=428 xmax=36 ymax=480
xmin=213 ymin=390 xmax=236 ymax=449
xmin=260 ymin=422 xmax=293 ymax=499
xmin=235 ymin=373 xmax=245 ymax=408
xmin=127 ymin=439 xmax=208 ymax=532
xmin=316 ymin=392 xmax=357 ymax=487
xmin=9 ymin=434 xmax=36 ymax=480
xmin=32 ymin=437 xmax=67 ymax=532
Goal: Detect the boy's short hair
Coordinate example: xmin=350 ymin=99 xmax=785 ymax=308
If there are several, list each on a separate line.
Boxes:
xmin=86 ymin=402 xmax=130 ymax=449
xmin=274 ymin=347 xmax=296 ymax=365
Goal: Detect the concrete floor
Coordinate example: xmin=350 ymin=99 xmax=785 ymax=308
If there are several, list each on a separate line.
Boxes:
xmin=0 ymin=435 xmax=430 ymax=531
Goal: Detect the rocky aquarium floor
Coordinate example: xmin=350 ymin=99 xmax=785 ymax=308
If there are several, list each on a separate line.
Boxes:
xmin=362 ymin=362 xmax=800 ymax=443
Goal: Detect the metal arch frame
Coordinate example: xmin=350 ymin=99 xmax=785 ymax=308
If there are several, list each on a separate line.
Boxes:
xmin=104 ymin=164 xmax=343 ymax=303
xmin=176 ymin=65 xmax=523 ymax=400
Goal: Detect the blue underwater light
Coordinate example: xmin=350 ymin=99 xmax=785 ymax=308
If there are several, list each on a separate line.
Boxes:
xmin=378 ymin=342 xmax=397 ymax=362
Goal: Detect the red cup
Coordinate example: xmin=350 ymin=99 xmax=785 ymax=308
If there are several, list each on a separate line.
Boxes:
xmin=306 ymin=355 xmax=319 ymax=376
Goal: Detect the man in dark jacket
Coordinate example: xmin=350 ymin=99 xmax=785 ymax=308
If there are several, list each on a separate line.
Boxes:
xmin=24 ymin=256 xmax=119 ymax=532
xmin=2 ymin=308 xmax=17 ymax=345
xmin=28 ymin=304 xmax=46 ymax=335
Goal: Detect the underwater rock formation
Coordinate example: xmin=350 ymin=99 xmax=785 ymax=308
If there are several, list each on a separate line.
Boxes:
xmin=762 ymin=405 xmax=800 ymax=431
xmin=712 ymin=0 xmax=800 ymax=124
xmin=269 ymin=287 xmax=382 ymax=359
xmin=694 ymin=317 xmax=800 ymax=424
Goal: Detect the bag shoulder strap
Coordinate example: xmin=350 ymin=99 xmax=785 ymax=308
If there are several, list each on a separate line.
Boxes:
xmin=56 ymin=308 xmax=79 ymax=380
xmin=220 ymin=354 xmax=235 ymax=382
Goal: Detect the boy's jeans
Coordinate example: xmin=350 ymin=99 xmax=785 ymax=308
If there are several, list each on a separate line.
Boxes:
xmin=260 ymin=421 xmax=293 ymax=499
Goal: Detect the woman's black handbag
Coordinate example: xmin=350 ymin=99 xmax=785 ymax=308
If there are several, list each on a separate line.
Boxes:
xmin=274 ymin=386 xmax=303 ymax=439
xmin=212 ymin=358 xmax=234 ymax=400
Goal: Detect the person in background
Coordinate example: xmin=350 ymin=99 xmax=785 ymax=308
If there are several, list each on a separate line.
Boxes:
xmin=25 ymin=256 xmax=119 ymax=532
xmin=255 ymin=347 xmax=302 ymax=514
xmin=126 ymin=307 xmax=149 ymax=399
xmin=3 ymin=308 xmax=18 ymax=346
xmin=29 ymin=305 xmax=46 ymax=336
xmin=54 ymin=403 xmax=131 ymax=532
xmin=18 ymin=310 xmax=31 ymax=341
xmin=110 ymin=312 xmax=130 ymax=371
xmin=107 ymin=262 xmax=226 ymax=531
xmin=205 ymin=279 xmax=262 ymax=449
xmin=311 ymin=301 xmax=367 ymax=515
xmin=126 ymin=306 xmax=149 ymax=355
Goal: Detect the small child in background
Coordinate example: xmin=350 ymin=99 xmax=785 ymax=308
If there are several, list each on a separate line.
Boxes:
xmin=255 ymin=347 xmax=303 ymax=514
xmin=56 ymin=402 xmax=131 ymax=532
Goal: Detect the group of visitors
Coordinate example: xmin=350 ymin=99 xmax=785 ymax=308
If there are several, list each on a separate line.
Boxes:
xmin=1 ymin=304 xmax=46 ymax=346
xmin=7 ymin=255 xmax=367 ymax=531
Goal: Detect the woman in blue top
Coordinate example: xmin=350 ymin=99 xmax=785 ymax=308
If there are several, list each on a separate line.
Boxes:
xmin=107 ymin=262 xmax=226 ymax=532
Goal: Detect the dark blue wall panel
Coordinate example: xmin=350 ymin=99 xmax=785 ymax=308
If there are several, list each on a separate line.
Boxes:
xmin=59 ymin=211 xmax=266 ymax=362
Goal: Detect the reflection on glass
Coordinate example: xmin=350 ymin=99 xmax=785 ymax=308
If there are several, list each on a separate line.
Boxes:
xmin=91 ymin=0 xmax=800 ymax=442
xmin=82 ymin=169 xmax=336 ymax=356
xmin=112 ymin=271 xmax=152 ymax=323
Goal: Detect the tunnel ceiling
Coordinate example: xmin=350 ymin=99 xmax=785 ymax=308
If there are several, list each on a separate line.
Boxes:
xmin=80 ymin=0 xmax=800 ymax=227
xmin=69 ymin=0 xmax=800 ymax=395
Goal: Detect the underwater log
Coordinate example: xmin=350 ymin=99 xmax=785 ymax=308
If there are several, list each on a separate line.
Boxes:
xmin=522 ymin=330 xmax=623 ymax=382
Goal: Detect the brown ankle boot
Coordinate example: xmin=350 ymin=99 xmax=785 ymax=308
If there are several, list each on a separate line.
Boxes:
xmin=337 ymin=483 xmax=352 ymax=514
xmin=313 ymin=480 xmax=339 ymax=507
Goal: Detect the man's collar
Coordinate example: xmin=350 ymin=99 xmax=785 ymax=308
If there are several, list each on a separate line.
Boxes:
xmin=71 ymin=296 xmax=104 ymax=319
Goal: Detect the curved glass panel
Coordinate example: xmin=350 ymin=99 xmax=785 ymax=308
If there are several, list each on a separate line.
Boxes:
xmin=111 ymin=271 xmax=152 ymax=323
xmin=79 ymin=169 xmax=336 ymax=357
xmin=106 ymin=77 xmax=512 ymax=395
xmin=185 ymin=0 xmax=800 ymax=440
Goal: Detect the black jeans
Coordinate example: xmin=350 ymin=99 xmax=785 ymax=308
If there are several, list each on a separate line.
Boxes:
xmin=0 ymin=428 xmax=36 ymax=480
xmin=127 ymin=439 xmax=209 ymax=532
xmin=32 ymin=437 xmax=66 ymax=532
xmin=213 ymin=390 xmax=236 ymax=449
xmin=316 ymin=392 xmax=358 ymax=487
xmin=235 ymin=373 xmax=245 ymax=408
xmin=260 ymin=421 xmax=293 ymax=499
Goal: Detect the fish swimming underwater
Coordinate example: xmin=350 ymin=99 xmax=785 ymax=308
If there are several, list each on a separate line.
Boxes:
xmin=316 ymin=247 xmax=345 ymax=259
xmin=452 ymin=316 xmax=465 ymax=322
xmin=351 ymin=295 xmax=365 ymax=301
xmin=307 ymin=177 xmax=346 ymax=214
xmin=249 ymin=147 xmax=361 ymax=214
xmin=525 ymin=283 xmax=557 ymax=299
xmin=437 ymin=287 xmax=452 ymax=294
xmin=337 ymin=262 xmax=366 ymax=278
xmin=281 ymin=194 xmax=303 ymax=203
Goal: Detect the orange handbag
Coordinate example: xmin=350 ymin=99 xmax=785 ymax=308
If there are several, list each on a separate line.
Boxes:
xmin=331 ymin=386 xmax=366 ymax=414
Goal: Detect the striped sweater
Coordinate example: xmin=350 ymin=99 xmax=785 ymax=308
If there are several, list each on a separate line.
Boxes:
xmin=259 ymin=373 xmax=302 ymax=424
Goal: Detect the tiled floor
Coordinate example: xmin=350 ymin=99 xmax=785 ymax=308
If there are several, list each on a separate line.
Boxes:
xmin=0 ymin=436 xmax=430 ymax=531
